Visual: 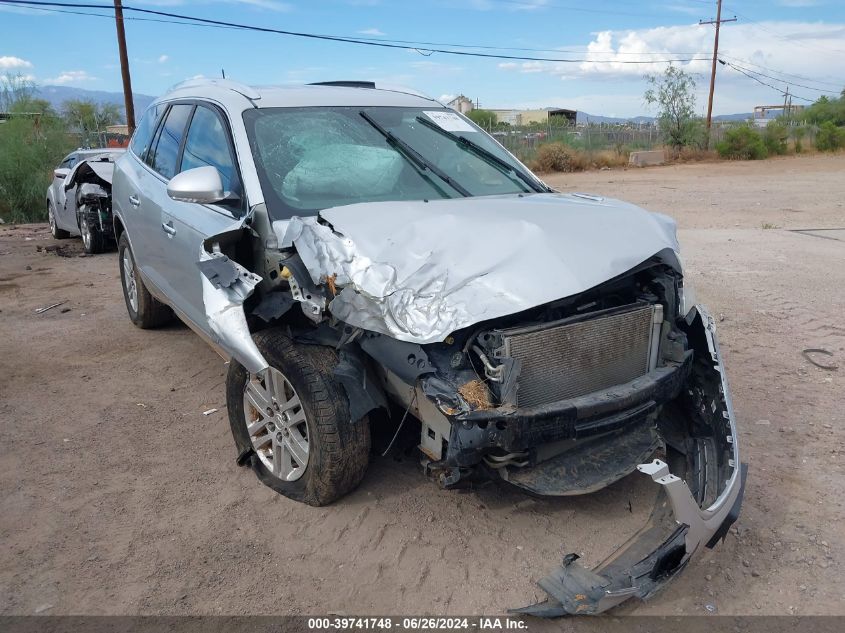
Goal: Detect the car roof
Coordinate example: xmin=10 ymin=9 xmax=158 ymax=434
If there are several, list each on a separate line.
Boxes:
xmin=154 ymin=78 xmax=443 ymax=113
xmin=73 ymin=148 xmax=124 ymax=156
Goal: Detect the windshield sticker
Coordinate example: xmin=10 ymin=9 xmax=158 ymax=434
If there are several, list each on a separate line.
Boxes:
xmin=423 ymin=111 xmax=476 ymax=133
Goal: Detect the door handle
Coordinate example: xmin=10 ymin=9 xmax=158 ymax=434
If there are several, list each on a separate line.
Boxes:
xmin=128 ymin=194 xmax=140 ymax=207
xmin=161 ymin=221 xmax=177 ymax=236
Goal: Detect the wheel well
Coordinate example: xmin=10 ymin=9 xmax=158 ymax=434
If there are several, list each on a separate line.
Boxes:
xmin=113 ymin=215 xmax=125 ymax=241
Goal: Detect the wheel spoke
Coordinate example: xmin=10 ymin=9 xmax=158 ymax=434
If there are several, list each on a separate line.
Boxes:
xmin=246 ymin=417 xmax=266 ymax=436
xmin=242 ymin=367 xmax=309 ymax=482
xmin=271 ymin=441 xmax=282 ymax=476
xmin=284 ymin=431 xmax=309 ymax=467
xmin=282 ymin=407 xmax=306 ymax=430
xmin=280 ymin=395 xmax=302 ymax=420
xmin=244 ymin=382 xmax=270 ymax=417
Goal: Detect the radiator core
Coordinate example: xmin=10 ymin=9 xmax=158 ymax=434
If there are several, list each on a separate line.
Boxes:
xmin=497 ymin=303 xmax=663 ymax=408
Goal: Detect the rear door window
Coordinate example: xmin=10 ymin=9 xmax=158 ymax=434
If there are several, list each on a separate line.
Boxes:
xmin=148 ymin=104 xmax=193 ymax=179
xmin=179 ymin=105 xmax=238 ymax=193
xmin=129 ymin=104 xmax=163 ymax=160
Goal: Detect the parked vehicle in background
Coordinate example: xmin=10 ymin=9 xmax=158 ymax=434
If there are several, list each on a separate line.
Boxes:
xmin=46 ymin=148 xmax=124 ymax=253
xmin=111 ymin=78 xmax=745 ymax=617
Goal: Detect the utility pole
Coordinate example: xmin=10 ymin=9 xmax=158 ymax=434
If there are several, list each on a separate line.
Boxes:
xmin=114 ymin=0 xmax=135 ymax=134
xmin=701 ymin=1 xmax=736 ymax=145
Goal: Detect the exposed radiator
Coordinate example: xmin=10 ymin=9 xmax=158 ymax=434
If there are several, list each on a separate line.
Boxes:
xmin=494 ymin=303 xmax=663 ymax=408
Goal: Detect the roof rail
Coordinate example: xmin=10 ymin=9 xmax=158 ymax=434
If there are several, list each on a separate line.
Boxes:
xmin=167 ymin=77 xmax=261 ymax=101
xmin=309 ymin=81 xmax=376 ymax=89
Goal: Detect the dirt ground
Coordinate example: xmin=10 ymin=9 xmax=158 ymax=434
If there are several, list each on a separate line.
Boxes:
xmin=1 ymin=153 xmax=843 ymax=617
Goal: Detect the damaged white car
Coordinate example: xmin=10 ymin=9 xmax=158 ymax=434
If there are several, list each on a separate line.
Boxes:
xmin=112 ymin=78 xmax=746 ymax=616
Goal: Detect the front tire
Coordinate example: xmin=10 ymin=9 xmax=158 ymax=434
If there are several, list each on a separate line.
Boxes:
xmin=227 ymin=329 xmax=371 ymax=506
xmin=48 ymin=201 xmax=70 ymax=239
xmin=118 ymin=232 xmax=171 ymax=329
xmin=80 ymin=212 xmax=105 ymax=254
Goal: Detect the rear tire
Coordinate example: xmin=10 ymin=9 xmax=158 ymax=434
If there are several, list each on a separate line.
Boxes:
xmin=118 ymin=232 xmax=172 ymax=329
xmin=48 ymin=201 xmax=70 ymax=239
xmin=227 ymin=329 xmax=371 ymax=506
xmin=80 ymin=212 xmax=105 ymax=254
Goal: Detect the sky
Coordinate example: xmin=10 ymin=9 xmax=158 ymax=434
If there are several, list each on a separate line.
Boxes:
xmin=1 ymin=0 xmax=844 ymax=118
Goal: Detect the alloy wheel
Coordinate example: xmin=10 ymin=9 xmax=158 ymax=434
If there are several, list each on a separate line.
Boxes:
xmin=242 ymin=367 xmax=309 ymax=482
xmin=122 ymin=250 xmax=138 ymax=312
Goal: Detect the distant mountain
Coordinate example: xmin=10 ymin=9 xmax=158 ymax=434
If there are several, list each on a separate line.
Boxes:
xmin=36 ymin=85 xmax=156 ymax=121
xmin=712 ymin=112 xmax=754 ymax=122
xmin=577 ymin=111 xmax=754 ymax=125
xmin=577 ymin=112 xmax=655 ymax=125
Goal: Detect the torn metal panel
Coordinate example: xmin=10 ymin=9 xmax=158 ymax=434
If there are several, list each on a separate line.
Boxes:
xmin=198 ymin=254 xmax=241 ymax=289
xmin=198 ymin=239 xmax=268 ymax=375
xmin=64 ymin=154 xmax=118 ymax=191
xmin=276 ymin=193 xmax=680 ymax=344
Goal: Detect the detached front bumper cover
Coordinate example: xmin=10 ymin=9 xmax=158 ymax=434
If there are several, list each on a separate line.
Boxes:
xmin=512 ymin=305 xmax=747 ymax=616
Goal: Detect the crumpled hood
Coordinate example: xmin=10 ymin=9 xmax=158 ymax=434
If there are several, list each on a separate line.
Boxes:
xmin=279 ymin=193 xmax=680 ymax=344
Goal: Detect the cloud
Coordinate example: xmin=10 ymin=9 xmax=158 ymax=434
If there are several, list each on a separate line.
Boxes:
xmin=158 ymin=54 xmax=169 ymax=63
xmin=46 ymin=70 xmax=97 ymax=85
xmin=495 ymin=21 xmax=845 ymax=84
xmin=778 ymin=0 xmax=822 ymax=6
xmin=0 ymin=56 xmax=33 ymax=70
xmin=357 ymin=28 xmax=385 ymax=36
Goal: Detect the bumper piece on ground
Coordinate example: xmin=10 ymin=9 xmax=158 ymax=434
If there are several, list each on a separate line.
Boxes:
xmin=511 ymin=459 xmax=747 ymax=616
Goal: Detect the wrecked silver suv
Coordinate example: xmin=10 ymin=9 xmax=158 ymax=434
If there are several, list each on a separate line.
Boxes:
xmin=112 ymin=78 xmax=745 ymax=616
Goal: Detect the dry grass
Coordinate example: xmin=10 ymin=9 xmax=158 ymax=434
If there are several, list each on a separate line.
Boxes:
xmin=458 ymin=379 xmax=494 ymax=410
xmin=530 ymin=142 xmax=627 ymax=174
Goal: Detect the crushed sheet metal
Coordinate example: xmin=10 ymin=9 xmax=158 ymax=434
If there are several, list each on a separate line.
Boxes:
xmin=198 ymin=230 xmax=268 ymax=375
xmin=277 ymin=193 xmax=680 ymax=344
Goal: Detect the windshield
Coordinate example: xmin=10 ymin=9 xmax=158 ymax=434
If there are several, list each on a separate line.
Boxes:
xmin=242 ymin=106 xmax=539 ymax=219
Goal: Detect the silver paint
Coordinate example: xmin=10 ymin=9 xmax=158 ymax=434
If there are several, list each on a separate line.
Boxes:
xmin=277 ymin=193 xmax=681 ymax=344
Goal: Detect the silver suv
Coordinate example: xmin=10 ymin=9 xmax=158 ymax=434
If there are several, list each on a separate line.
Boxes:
xmin=113 ymin=78 xmax=745 ymax=616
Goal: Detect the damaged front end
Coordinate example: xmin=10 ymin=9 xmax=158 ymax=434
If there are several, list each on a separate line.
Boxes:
xmin=510 ymin=304 xmax=746 ymax=616
xmin=215 ymin=193 xmax=745 ymax=616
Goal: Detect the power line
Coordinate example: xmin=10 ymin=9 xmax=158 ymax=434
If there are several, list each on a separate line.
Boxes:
xmin=718 ymin=53 xmax=845 ymax=89
xmin=6 ymin=2 xmax=711 ymax=59
xmin=719 ymin=59 xmax=815 ymax=102
xmin=4 ymin=0 xmax=842 ymax=94
xmin=724 ymin=61 xmax=840 ymax=95
xmin=0 ymin=0 xmax=714 ymax=64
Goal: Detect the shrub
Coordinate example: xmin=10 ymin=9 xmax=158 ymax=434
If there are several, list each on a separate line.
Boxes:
xmin=792 ymin=126 xmax=807 ymax=153
xmin=0 ymin=115 xmax=74 ymax=222
xmin=763 ymin=121 xmax=788 ymax=155
xmin=531 ymin=142 xmax=584 ymax=172
xmin=815 ymin=121 xmax=845 ymax=152
xmin=715 ymin=124 xmax=767 ymax=160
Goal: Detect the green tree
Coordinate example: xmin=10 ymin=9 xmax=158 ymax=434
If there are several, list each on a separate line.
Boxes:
xmin=815 ymin=121 xmax=845 ymax=152
xmin=643 ymin=65 xmax=703 ymax=152
xmin=0 ymin=73 xmax=74 ymax=222
xmin=467 ymin=108 xmax=497 ymax=130
xmin=62 ymin=99 xmax=122 ymax=147
xmin=803 ymin=91 xmax=845 ymax=127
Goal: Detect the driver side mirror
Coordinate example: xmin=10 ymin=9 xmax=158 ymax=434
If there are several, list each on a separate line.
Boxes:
xmin=54 ymin=168 xmax=70 ymax=179
xmin=167 ymin=166 xmax=233 ymax=204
